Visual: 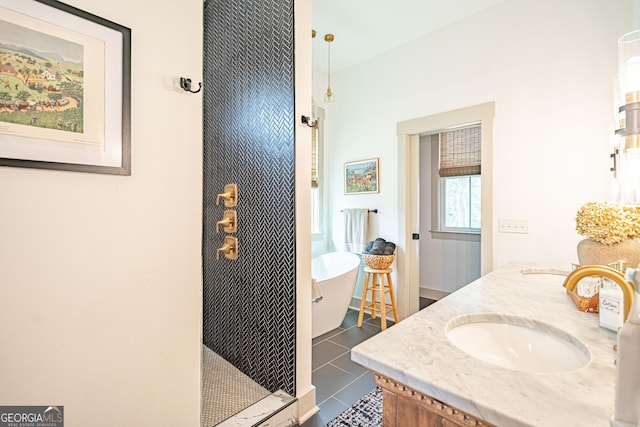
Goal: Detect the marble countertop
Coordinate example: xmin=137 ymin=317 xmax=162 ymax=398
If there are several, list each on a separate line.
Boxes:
xmin=351 ymin=261 xmax=619 ymax=426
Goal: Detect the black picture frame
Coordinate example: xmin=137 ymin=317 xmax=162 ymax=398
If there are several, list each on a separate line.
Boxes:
xmin=0 ymin=0 xmax=131 ymax=175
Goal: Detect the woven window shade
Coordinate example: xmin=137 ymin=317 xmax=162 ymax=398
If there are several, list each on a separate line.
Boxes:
xmin=439 ymin=125 xmax=481 ymax=177
xmin=311 ymin=127 xmax=319 ymax=188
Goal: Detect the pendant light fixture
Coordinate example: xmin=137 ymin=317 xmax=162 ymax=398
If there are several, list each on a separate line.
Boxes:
xmin=324 ymin=33 xmax=335 ymax=103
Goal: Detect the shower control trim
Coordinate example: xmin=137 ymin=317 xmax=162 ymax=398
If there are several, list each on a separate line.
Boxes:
xmin=216 ymin=183 xmax=238 ymax=207
xmin=216 ymin=236 xmax=238 ymax=261
xmin=216 ymin=210 xmax=237 ymax=233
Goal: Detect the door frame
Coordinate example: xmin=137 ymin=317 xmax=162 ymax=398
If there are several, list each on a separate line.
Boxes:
xmin=395 ymin=102 xmax=495 ymax=319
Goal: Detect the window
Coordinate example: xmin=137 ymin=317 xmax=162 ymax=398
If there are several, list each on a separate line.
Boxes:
xmin=437 ymin=125 xmax=481 ymax=233
xmin=440 ymin=175 xmax=481 ymax=231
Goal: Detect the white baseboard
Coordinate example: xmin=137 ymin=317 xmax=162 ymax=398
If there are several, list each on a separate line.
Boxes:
xmin=256 ymin=386 xmax=318 ymax=427
xmin=294 ymin=385 xmax=319 ymax=424
xmin=419 ymin=287 xmax=449 ymax=300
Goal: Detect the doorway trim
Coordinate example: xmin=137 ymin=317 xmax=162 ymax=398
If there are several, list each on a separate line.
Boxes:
xmin=395 ymin=102 xmax=495 ymax=319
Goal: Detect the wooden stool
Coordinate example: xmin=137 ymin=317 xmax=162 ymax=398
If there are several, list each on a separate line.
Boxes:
xmin=357 ymin=267 xmax=399 ymax=331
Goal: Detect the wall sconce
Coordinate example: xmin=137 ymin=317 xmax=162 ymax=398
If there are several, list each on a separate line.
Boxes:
xmin=324 ymin=33 xmax=335 ymax=103
xmin=615 ymin=30 xmax=640 ymax=205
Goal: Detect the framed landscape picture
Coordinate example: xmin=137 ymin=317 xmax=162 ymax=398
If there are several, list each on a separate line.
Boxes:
xmin=344 ymin=158 xmax=379 ymax=194
xmin=0 ymin=0 xmax=131 ymax=175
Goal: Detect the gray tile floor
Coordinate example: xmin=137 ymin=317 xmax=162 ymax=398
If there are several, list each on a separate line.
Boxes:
xmin=301 ymin=298 xmax=435 ymax=426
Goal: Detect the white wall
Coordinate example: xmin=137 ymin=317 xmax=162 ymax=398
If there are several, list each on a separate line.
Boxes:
xmin=0 ymin=1 xmax=203 ymax=425
xmin=316 ymin=0 xmax=637 ymax=274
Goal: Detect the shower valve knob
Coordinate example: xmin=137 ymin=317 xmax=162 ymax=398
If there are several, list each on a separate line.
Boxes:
xmin=216 ymin=218 xmax=231 ymax=232
xmin=216 ymin=236 xmax=238 ymax=261
xmin=216 ymin=183 xmax=238 ymax=207
xmin=216 ymin=210 xmax=237 ymax=233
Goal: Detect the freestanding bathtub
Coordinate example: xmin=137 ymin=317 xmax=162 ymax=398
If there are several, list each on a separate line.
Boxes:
xmin=311 ymin=251 xmax=361 ymax=338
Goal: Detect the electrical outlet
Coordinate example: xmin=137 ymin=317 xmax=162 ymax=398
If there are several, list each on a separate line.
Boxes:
xmin=498 ymin=218 xmax=529 ymax=234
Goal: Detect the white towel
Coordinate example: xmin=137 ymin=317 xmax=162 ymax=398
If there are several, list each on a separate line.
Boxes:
xmin=311 ymin=278 xmax=323 ymax=303
xmin=342 ymin=208 xmax=369 ymax=253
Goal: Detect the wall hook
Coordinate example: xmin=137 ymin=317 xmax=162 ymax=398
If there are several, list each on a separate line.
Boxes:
xmin=180 ymin=77 xmax=202 ymax=94
xmin=301 ymin=115 xmax=318 ymax=128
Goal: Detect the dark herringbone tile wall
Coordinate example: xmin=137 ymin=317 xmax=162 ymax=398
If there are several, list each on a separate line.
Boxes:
xmin=202 ymin=0 xmax=296 ymax=396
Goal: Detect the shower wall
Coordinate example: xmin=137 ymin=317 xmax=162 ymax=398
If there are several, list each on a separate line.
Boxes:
xmin=202 ymin=0 xmax=297 ymax=396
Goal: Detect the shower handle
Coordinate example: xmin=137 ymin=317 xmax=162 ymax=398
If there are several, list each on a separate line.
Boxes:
xmin=216 ymin=191 xmax=232 ymax=205
xmin=216 ymin=210 xmax=237 ymax=233
xmin=216 ymin=183 xmax=238 ymax=207
xmin=216 ymin=236 xmax=238 ymax=261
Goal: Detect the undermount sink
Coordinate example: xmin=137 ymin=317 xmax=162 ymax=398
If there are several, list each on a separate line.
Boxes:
xmin=445 ymin=313 xmax=591 ymax=373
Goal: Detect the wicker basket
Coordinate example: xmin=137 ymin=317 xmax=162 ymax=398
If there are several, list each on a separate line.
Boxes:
xmin=362 ymin=254 xmax=394 ymax=269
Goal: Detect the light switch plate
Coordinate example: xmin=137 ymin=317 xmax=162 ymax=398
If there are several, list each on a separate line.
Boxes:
xmin=498 ymin=218 xmax=529 ymax=234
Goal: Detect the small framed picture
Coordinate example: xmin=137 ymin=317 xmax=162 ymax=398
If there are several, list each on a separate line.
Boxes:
xmin=344 ymin=158 xmax=379 ymax=194
xmin=0 ymin=0 xmax=131 ymax=175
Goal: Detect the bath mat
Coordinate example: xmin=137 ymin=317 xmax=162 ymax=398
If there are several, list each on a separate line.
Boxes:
xmin=326 ymin=387 xmax=382 ymax=427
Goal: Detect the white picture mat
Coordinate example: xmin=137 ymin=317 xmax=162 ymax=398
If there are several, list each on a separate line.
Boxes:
xmin=0 ymin=0 xmax=124 ymax=168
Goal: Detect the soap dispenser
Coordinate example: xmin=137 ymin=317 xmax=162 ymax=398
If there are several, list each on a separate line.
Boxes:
xmin=610 ymin=267 xmax=640 ymax=427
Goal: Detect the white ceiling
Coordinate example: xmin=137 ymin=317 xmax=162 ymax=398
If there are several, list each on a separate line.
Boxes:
xmin=312 ymin=0 xmax=507 ymax=74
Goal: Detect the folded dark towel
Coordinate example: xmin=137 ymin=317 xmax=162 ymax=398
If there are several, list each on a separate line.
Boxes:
xmin=370 ymin=240 xmax=386 ymax=254
xmin=364 ymin=241 xmax=374 ymax=253
xmin=383 ymin=242 xmax=396 ymax=255
xmin=364 ymin=238 xmax=397 ymax=255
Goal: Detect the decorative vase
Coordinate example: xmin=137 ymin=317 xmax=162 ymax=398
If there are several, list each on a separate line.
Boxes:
xmin=577 ymin=238 xmax=640 ymax=268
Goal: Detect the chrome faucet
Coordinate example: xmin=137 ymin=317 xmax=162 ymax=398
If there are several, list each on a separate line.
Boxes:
xmin=563 ymin=265 xmax=635 ymax=321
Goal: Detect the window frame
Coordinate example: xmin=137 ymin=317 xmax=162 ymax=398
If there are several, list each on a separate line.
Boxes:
xmin=437 ymin=174 xmax=481 ymax=234
xmin=429 ymin=126 xmax=482 ymax=236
